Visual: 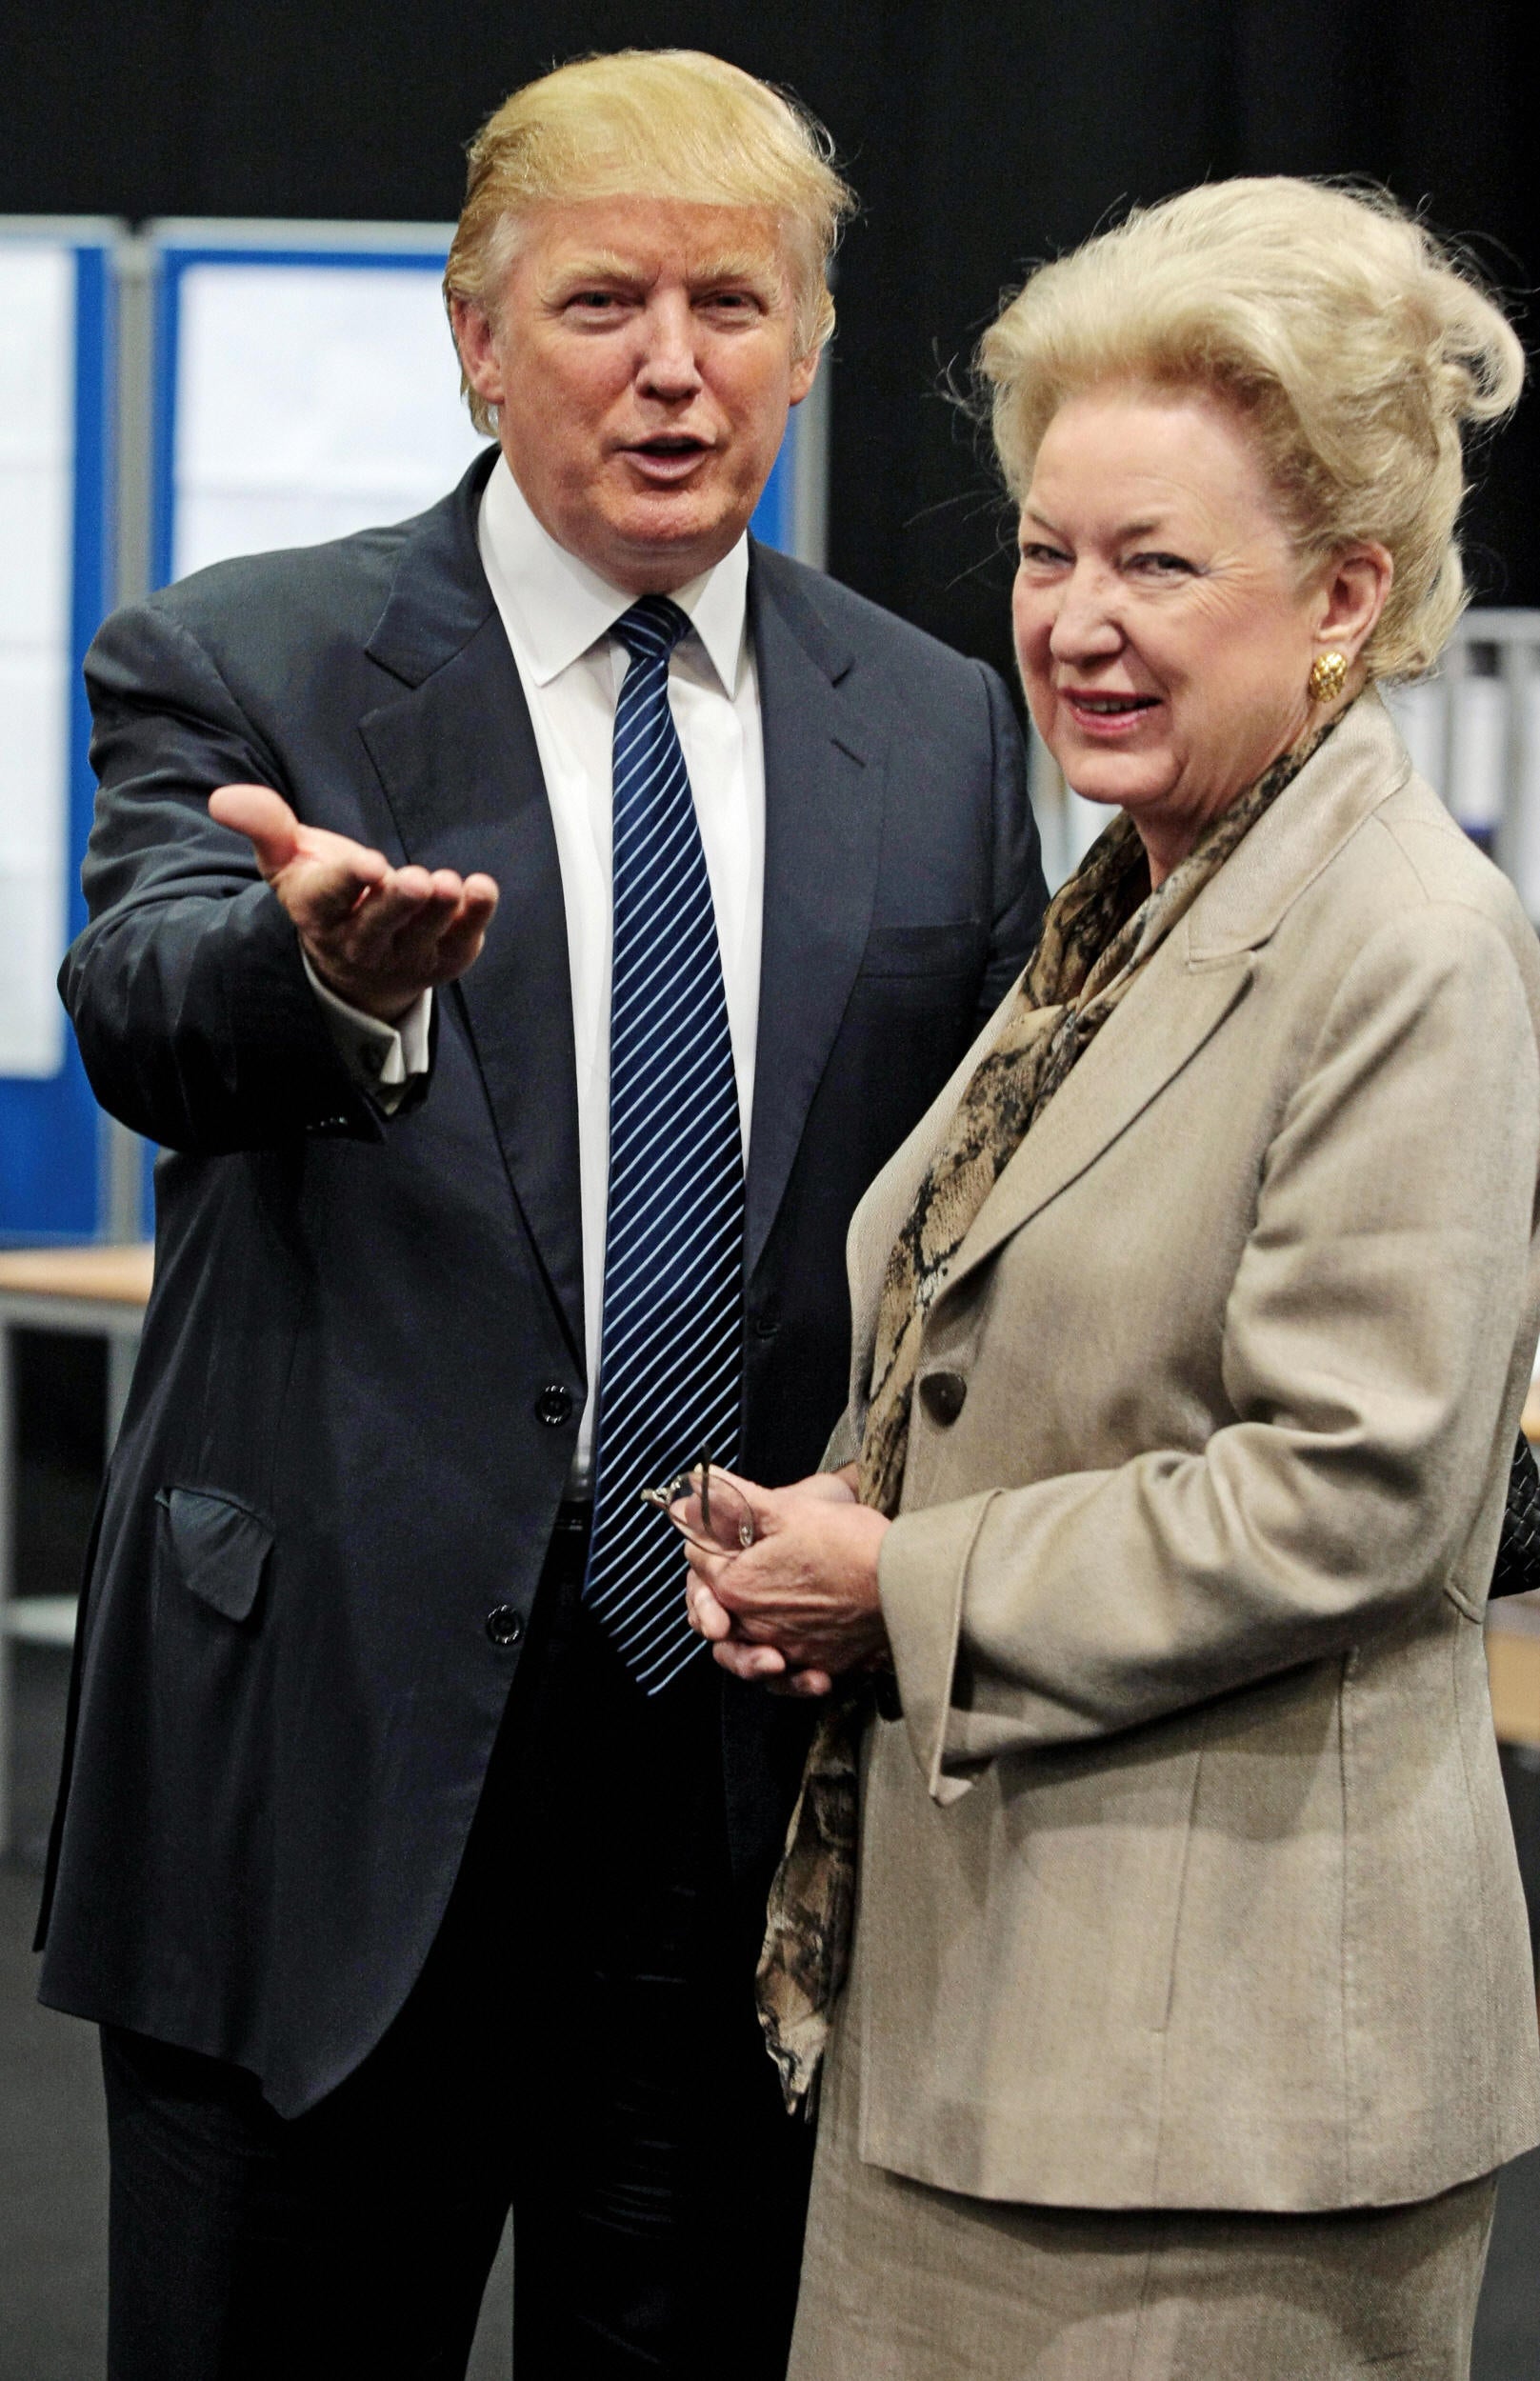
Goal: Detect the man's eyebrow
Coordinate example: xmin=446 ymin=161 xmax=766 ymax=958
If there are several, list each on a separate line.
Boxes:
xmin=687 ymin=250 xmax=782 ymax=289
xmin=543 ymin=249 xmax=783 ymax=292
xmin=543 ymin=248 xmax=647 ymax=286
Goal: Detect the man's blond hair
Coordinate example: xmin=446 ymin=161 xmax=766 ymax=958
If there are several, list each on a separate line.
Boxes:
xmin=445 ymin=50 xmax=855 ymax=434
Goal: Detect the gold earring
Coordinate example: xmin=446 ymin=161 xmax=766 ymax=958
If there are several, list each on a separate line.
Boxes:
xmin=1308 ymin=650 xmax=1349 ymax=705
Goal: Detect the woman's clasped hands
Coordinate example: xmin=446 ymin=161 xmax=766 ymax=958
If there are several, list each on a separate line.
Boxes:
xmin=680 ymin=1464 xmax=891 ymax=1698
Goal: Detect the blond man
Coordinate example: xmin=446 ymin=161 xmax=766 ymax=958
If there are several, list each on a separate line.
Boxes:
xmin=41 ymin=51 xmax=1043 ymax=2379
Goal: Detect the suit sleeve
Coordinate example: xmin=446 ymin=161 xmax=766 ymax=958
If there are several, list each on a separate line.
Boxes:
xmin=972 ymin=660 xmax=1047 ymax=1026
xmin=61 ymin=598 xmax=396 ymax=1154
xmin=879 ymin=903 xmax=1540 ymax=1798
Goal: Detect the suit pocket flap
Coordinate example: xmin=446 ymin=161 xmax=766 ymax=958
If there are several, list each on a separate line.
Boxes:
xmin=163 ymin=1488 xmax=274 ymax=1623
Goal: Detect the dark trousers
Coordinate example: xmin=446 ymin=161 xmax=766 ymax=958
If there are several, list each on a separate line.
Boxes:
xmin=101 ymin=1517 xmax=813 ymax=2378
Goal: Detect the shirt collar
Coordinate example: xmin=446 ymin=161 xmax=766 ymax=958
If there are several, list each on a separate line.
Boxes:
xmin=477 ymin=452 xmax=750 ymax=696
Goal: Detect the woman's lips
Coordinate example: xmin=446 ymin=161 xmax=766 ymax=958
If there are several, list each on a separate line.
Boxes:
xmin=1060 ymin=691 xmax=1159 ymax=737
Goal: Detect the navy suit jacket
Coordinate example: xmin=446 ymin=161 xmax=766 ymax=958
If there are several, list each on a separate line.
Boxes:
xmin=39 ymin=451 xmax=1044 ymax=2115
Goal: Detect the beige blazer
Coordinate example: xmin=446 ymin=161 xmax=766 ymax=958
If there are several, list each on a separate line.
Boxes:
xmin=831 ymin=693 xmax=1540 ymax=2212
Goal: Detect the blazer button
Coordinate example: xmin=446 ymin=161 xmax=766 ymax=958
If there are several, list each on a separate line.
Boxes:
xmin=485 ymin=1604 xmax=525 ymax=1647
xmin=534 ymin=1383 xmax=573 ymax=1427
xmin=919 ymin=1370 xmax=968 ymax=1426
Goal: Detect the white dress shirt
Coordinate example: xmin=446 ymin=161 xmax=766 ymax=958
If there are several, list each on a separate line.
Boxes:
xmin=317 ymin=455 xmax=766 ymax=1487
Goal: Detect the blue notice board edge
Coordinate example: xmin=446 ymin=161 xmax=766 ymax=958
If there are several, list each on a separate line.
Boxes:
xmin=0 ymin=234 xmax=116 ymax=1242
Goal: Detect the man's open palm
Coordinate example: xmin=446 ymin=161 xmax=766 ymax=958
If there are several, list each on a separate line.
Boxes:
xmin=209 ymin=784 xmax=499 ymax=1024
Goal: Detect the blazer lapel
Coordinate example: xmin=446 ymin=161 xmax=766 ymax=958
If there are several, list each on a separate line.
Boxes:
xmin=358 ymin=460 xmax=585 ymax=1365
xmin=746 ymin=545 xmax=888 ymax=1279
xmin=938 ymin=932 xmax=1254 ymax=1312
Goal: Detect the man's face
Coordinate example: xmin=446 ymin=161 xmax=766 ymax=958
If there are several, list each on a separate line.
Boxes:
xmin=454 ymin=195 xmax=817 ymax=593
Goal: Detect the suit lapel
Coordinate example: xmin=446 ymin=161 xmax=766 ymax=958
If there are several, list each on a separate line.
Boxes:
xmin=358 ymin=460 xmax=585 ymax=1365
xmin=941 ymin=932 xmax=1253 ymax=1311
xmin=746 ymin=545 xmax=888 ymax=1279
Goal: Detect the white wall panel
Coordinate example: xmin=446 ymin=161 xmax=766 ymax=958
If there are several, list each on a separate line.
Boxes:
xmin=0 ymin=246 xmax=73 ymax=1076
xmin=170 ymin=259 xmax=487 ymax=580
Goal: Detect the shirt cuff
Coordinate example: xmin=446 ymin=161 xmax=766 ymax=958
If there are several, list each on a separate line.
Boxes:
xmin=303 ymin=950 xmax=432 ymax=1111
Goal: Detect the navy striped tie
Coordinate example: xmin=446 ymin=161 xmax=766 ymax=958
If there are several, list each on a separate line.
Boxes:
xmin=583 ymin=596 xmax=746 ymax=1692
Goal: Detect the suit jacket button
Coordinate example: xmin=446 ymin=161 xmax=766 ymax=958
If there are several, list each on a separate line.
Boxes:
xmin=919 ymin=1370 xmax=968 ymax=1425
xmin=534 ymin=1383 xmax=573 ymax=1427
xmin=485 ymin=1605 xmax=524 ymax=1647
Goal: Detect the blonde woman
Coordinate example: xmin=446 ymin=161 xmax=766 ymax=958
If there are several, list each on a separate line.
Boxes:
xmin=684 ymin=180 xmax=1540 ymax=2378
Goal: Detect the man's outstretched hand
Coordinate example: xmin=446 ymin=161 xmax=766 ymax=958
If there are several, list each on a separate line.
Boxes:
xmin=210 ymin=785 xmax=499 ymax=1025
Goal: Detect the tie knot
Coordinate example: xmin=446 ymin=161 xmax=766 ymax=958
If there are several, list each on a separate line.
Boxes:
xmin=614 ymin=595 xmax=691 ymax=666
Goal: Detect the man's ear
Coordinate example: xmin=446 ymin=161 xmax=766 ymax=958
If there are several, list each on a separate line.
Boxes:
xmin=1315 ymin=542 xmax=1393 ymax=664
xmin=788 ymin=348 xmax=819 ymax=410
xmin=450 ymin=298 xmax=504 ymax=409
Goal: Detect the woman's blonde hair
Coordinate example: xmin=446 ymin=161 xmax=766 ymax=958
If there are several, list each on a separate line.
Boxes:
xmin=445 ymin=50 xmax=855 ymax=435
xmin=979 ymin=178 xmax=1525 ymax=679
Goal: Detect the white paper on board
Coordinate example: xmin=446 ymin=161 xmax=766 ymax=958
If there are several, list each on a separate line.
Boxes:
xmin=0 ymin=243 xmax=74 ymax=1080
xmin=1515 ymin=673 xmax=1540 ymax=925
xmin=171 ymin=261 xmax=489 ymax=580
xmin=1449 ymin=674 xmax=1507 ymax=832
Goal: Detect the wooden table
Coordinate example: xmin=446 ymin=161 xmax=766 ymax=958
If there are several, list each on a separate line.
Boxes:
xmin=0 ymin=1245 xmax=152 ymax=1855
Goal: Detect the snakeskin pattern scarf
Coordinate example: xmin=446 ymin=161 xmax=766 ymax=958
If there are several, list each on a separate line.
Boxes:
xmin=756 ymin=716 xmax=1339 ymax=2114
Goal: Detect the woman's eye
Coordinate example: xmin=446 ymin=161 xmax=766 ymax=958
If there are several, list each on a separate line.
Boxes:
xmin=1018 ymin=544 xmax=1070 ymax=569
xmin=1130 ymin=550 xmax=1193 ymax=576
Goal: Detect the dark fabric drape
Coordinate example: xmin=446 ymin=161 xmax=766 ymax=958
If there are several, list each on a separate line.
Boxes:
xmin=4 ymin=0 xmax=1531 ymax=698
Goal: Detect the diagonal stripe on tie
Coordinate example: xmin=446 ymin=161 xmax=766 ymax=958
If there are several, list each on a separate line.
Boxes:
xmin=582 ymin=595 xmax=746 ymax=1691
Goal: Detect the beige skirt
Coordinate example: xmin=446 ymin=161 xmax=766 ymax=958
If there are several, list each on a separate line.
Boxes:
xmin=788 ymin=1988 xmax=1497 ymax=2381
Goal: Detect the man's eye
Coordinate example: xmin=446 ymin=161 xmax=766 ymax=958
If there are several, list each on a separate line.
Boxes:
xmin=568 ymin=291 xmax=624 ymax=313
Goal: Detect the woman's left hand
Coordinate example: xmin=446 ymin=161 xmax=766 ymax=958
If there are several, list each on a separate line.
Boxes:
xmin=683 ymin=1471 xmax=891 ymax=1697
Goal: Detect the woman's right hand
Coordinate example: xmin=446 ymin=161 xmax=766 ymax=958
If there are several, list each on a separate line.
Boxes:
xmin=682 ymin=1465 xmax=887 ymax=1697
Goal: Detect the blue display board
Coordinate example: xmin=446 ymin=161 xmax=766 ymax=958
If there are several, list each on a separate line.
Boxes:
xmin=0 ymin=226 xmax=118 ymax=1244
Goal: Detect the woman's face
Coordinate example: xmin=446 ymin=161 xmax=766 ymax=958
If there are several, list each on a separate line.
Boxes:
xmin=1013 ymin=384 xmax=1326 ymax=880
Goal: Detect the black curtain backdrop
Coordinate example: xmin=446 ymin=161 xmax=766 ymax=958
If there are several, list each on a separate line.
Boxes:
xmin=3 ymin=0 xmax=1533 ymax=699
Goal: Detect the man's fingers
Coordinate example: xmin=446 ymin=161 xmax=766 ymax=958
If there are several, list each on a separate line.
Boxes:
xmin=210 ymin=784 xmax=303 ymax=877
xmin=211 ymin=786 xmax=393 ymax=930
xmin=292 ymin=857 xmax=397 ymax=929
xmin=341 ymin=875 xmax=498 ymax=989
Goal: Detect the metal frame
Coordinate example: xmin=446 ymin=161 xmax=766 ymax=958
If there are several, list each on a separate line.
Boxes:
xmin=0 ymin=218 xmax=125 ymax=1245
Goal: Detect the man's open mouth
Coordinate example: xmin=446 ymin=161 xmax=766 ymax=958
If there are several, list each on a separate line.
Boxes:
xmin=626 ymin=435 xmax=710 ymax=465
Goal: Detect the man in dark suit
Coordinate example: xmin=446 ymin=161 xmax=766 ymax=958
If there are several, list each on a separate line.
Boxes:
xmin=39 ymin=49 xmax=1044 ymax=2381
